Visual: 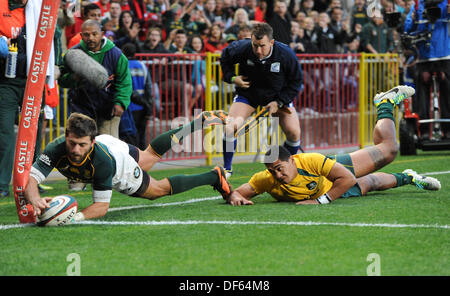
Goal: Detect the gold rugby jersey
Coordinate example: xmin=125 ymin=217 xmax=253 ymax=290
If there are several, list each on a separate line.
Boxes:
xmin=248 ymin=153 xmax=336 ymax=202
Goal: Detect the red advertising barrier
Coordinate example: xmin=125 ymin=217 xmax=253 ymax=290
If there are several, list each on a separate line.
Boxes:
xmin=13 ymin=0 xmax=61 ymax=224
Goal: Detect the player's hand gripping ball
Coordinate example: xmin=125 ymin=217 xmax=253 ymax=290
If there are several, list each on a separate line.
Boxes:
xmin=36 ymin=195 xmax=78 ymax=227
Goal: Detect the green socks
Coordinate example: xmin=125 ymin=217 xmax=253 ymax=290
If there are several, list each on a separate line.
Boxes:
xmin=167 ymin=171 xmax=218 ymax=195
xmin=150 ymin=118 xmax=203 ymax=156
xmin=392 ymin=173 xmax=413 ymax=188
xmin=376 ymin=101 xmax=395 ymax=122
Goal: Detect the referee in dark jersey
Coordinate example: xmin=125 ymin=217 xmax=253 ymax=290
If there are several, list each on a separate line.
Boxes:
xmin=220 ymin=22 xmax=304 ymax=178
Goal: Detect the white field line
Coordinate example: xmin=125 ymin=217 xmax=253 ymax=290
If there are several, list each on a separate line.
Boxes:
xmin=107 ymin=196 xmax=222 ymax=212
xmin=1 ymin=220 xmax=449 ymax=230
xmin=423 ymin=170 xmax=450 ymax=176
xmin=1 ymin=170 xmax=448 ymax=231
xmin=74 ymin=220 xmax=450 ymax=229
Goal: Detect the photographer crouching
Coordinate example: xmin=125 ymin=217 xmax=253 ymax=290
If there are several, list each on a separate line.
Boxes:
xmin=403 ymin=0 xmax=450 ymax=139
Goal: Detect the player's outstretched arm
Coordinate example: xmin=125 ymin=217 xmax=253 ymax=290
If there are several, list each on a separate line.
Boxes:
xmin=76 ymin=202 xmax=110 ymax=220
xmin=227 ymin=183 xmax=256 ymax=206
xmin=296 ymin=162 xmax=357 ymax=205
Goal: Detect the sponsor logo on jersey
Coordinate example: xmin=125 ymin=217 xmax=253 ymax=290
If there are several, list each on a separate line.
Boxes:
xmin=306 ymin=181 xmax=317 ymax=190
xmin=134 ymin=167 xmax=140 ymax=179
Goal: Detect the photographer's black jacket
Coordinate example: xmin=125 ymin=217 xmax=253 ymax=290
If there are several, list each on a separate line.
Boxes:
xmin=220 ymin=39 xmax=303 ymax=107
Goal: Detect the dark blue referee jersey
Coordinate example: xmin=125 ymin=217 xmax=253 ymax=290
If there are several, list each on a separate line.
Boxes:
xmin=220 ymin=39 xmax=303 ymax=107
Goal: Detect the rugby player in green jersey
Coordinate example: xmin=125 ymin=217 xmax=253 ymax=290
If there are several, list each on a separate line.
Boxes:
xmin=25 ymin=111 xmax=230 ymax=221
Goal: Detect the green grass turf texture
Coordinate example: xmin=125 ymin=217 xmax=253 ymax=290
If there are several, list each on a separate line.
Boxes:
xmin=0 ymin=150 xmax=449 ymax=276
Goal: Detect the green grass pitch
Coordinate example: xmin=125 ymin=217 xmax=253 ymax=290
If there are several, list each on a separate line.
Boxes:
xmin=0 ymin=150 xmax=449 ymax=276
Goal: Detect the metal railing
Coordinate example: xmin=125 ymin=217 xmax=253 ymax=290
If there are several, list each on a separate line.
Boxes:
xmin=42 ymin=52 xmax=399 ymax=164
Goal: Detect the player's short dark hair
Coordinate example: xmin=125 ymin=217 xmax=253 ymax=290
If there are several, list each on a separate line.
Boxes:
xmin=66 ymin=113 xmax=98 ymax=141
xmin=252 ymin=23 xmax=273 ymax=40
xmin=263 ymin=145 xmax=291 ymax=164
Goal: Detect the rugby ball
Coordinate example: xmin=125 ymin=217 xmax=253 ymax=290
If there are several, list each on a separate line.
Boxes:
xmin=36 ymin=195 xmax=78 ymax=227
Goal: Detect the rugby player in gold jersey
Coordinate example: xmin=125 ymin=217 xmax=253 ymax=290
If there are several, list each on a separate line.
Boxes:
xmin=226 ymin=85 xmax=441 ymax=206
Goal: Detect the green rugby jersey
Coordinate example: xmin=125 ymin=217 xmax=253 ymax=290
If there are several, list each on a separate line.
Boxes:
xmin=30 ymin=136 xmax=116 ymax=202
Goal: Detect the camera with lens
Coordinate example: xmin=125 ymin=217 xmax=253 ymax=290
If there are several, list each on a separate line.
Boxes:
xmin=385 ymin=0 xmax=445 ymax=50
xmin=422 ymin=0 xmax=445 ymax=23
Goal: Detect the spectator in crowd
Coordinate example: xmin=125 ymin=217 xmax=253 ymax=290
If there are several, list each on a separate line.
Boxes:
xmin=163 ymin=0 xmax=198 ymax=35
xmin=308 ymin=9 xmax=319 ymax=22
xmin=316 ymin=12 xmax=340 ymax=53
xmin=161 ymin=29 xmax=196 ymax=117
xmin=237 ymin=23 xmax=253 ymax=40
xmin=246 ymin=0 xmax=258 ymax=19
xmin=94 ymin=0 xmax=111 ymax=17
xmin=146 ymin=0 xmax=170 ymax=14
xmin=350 ymin=0 xmax=369 ymax=31
xmin=141 ymin=26 xmax=170 ymax=53
xmin=299 ymin=0 xmax=315 ymax=15
xmin=225 ymin=8 xmax=250 ymax=36
xmin=301 ymin=16 xmax=319 ymax=49
xmin=327 ymin=0 xmax=347 ymax=18
xmin=204 ymin=0 xmax=218 ymax=24
xmin=294 ymin=10 xmax=307 ymax=25
xmin=344 ymin=19 xmax=362 ymax=47
xmin=182 ymin=4 xmax=212 ymax=37
xmin=290 ymin=20 xmax=317 ymax=53
xmin=120 ymin=43 xmax=154 ymax=149
xmin=204 ymin=23 xmax=228 ymax=53
xmin=120 ymin=0 xmax=131 ymax=11
xmin=101 ymin=1 xmax=122 ymax=31
xmin=67 ymin=3 xmax=103 ymax=49
xmin=329 ymin=7 xmax=344 ymax=32
xmin=128 ymin=0 xmax=162 ymax=41
xmin=188 ymin=35 xmax=206 ymax=111
xmin=343 ymin=35 xmax=361 ymax=54
xmin=65 ymin=1 xmax=88 ymax=46
xmin=166 ymin=28 xmax=194 ymax=53
xmin=340 ymin=0 xmax=354 ymax=15
xmin=290 ymin=20 xmax=304 ymax=53
xmin=114 ymin=10 xmax=141 ymax=49
xmin=235 ymin=0 xmax=248 ymax=12
xmin=341 ymin=36 xmax=360 ymax=110
xmin=329 ymin=7 xmax=349 ymax=53
xmin=127 ymin=0 xmax=150 ymax=39
xmin=216 ymin=0 xmax=235 ymax=28
xmin=190 ymin=34 xmax=206 ymax=54
xmin=316 ymin=12 xmax=339 ymax=111
xmin=360 ymin=10 xmax=393 ymax=54
xmin=60 ymin=20 xmax=132 ymax=139
xmin=265 ymin=0 xmax=292 ymax=45
xmin=58 ymin=1 xmax=76 ymax=52
xmin=314 ymin=0 xmax=330 ymax=13
xmin=140 ymin=27 xmax=169 ymax=113
xmin=287 ymin=0 xmax=300 ymax=16
xmin=253 ymin=0 xmax=267 ymax=22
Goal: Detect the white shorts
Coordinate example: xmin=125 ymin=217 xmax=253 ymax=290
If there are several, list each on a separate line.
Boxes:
xmin=95 ymin=134 xmax=144 ymax=196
